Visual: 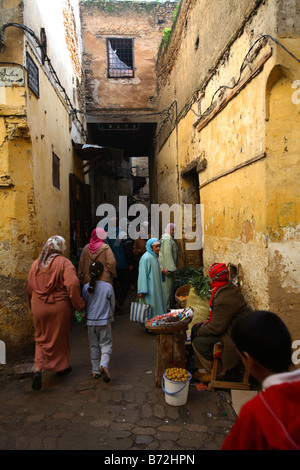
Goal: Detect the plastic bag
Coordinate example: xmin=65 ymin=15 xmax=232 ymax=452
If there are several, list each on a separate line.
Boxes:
xmin=186 ymin=287 xmax=210 ymax=335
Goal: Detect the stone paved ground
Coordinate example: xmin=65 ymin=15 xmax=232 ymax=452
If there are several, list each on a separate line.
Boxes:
xmin=0 ymin=290 xmax=237 ymax=453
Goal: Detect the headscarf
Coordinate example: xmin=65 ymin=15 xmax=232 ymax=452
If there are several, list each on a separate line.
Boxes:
xmin=37 ymin=235 xmax=66 ymax=270
xmin=146 ymin=238 xmax=160 ymax=256
xmin=139 ymin=222 xmax=148 ymax=237
xmin=208 ymin=263 xmax=229 ymax=321
xmin=105 ymin=217 xmax=118 ymax=239
xmin=164 ymin=223 xmax=175 ymax=235
xmin=119 ymin=217 xmax=129 ymax=239
xmin=88 ymin=227 xmax=107 ymax=255
xmin=119 ymin=218 xmax=129 ymax=231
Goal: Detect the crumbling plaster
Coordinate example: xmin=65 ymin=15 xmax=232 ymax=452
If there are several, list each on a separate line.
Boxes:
xmin=0 ymin=0 xmax=86 ymax=355
xmin=81 ymin=1 xmax=177 ymax=111
xmin=155 ymin=0 xmax=300 ymax=340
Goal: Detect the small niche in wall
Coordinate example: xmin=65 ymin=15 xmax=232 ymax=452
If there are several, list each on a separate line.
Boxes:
xmin=52 ymin=152 xmax=60 ymax=190
xmin=229 ymin=264 xmax=239 ymax=287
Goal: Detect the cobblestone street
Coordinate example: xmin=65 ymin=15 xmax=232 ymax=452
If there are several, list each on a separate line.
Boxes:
xmin=0 ymin=291 xmax=237 ymax=453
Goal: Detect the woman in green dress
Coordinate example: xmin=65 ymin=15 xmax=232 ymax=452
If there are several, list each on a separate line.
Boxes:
xmin=159 ymin=223 xmax=178 ymax=310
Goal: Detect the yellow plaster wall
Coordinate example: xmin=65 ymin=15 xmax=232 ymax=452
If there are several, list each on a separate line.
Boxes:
xmin=265 ymin=63 xmax=300 ymax=339
xmin=193 ymin=67 xmax=270 ymax=309
xmin=156 ymin=59 xmax=271 ymax=288
xmin=156 ymin=55 xmax=299 ymax=325
xmin=0 ymin=85 xmax=34 ymax=276
xmin=157 ymin=52 xmax=300 ymax=314
xmin=156 ymin=131 xmax=179 ymax=205
xmin=157 ymin=0 xmax=255 ymax=117
xmin=0 ymin=54 xmax=83 ymax=356
xmin=25 ymin=52 xmax=74 ymax=260
xmin=0 ymin=85 xmax=36 ymax=354
xmin=0 ymin=0 xmax=86 ymax=356
xmin=198 ymin=70 xmax=268 ymax=240
xmin=1 ymin=54 xmax=78 ymax=275
xmin=155 ymin=0 xmax=300 ymax=331
xmin=201 ymin=159 xmax=269 ymax=309
xmin=177 ymin=111 xmax=194 ymax=177
xmin=265 ymin=70 xmax=300 ymax=241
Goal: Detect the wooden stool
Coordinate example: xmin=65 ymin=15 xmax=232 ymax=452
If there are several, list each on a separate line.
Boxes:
xmin=209 ymin=342 xmax=250 ymax=391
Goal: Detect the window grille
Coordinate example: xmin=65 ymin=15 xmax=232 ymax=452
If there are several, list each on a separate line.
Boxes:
xmin=107 ymin=38 xmax=134 ymax=78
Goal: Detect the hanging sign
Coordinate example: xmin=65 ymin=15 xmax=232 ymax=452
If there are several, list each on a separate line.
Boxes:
xmin=26 ymin=52 xmax=39 ymax=98
xmin=0 ymin=65 xmax=25 ymax=86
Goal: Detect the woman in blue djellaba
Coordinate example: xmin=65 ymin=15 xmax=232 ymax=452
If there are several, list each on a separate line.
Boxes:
xmin=137 ymin=238 xmax=167 ymax=319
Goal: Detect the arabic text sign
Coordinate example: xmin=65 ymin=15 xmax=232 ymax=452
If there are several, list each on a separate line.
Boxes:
xmin=0 ymin=66 xmax=25 ymax=86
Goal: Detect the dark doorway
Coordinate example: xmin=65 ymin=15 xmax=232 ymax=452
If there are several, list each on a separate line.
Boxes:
xmin=87 ymin=122 xmax=157 ymax=159
xmin=181 ymin=167 xmax=203 ymax=268
xmin=69 ymin=173 xmax=92 ymax=267
xmin=86 ymin=121 xmax=156 ymax=224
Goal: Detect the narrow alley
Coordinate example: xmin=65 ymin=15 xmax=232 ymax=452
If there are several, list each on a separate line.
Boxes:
xmin=0 ymin=288 xmax=237 ymax=453
xmin=1 ymin=0 xmax=299 ymax=455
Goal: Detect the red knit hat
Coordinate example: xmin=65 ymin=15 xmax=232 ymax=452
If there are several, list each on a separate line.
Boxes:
xmin=208 ymin=263 xmax=229 ymax=282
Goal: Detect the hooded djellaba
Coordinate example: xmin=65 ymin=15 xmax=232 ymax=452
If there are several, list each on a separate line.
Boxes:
xmin=78 ymin=227 xmax=117 ymax=286
xmin=27 ymin=235 xmax=85 ymax=390
xmin=159 ymin=223 xmax=178 ymax=309
xmin=137 ymin=238 xmax=167 ymax=319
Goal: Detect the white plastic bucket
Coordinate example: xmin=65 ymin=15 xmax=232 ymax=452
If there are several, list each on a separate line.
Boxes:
xmin=161 ymin=371 xmax=192 ymax=406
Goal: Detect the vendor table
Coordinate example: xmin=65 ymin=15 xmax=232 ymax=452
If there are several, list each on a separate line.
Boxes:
xmin=145 ymin=312 xmax=193 ymax=388
xmin=154 ymin=330 xmax=187 ymax=388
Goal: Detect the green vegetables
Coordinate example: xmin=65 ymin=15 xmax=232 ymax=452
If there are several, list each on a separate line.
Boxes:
xmin=175 ymin=267 xmax=210 ymax=299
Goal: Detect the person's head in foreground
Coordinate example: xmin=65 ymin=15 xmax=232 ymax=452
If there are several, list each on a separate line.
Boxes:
xmin=231 ymin=310 xmax=294 ymax=381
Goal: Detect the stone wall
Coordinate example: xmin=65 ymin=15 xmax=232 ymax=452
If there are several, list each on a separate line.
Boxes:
xmin=81 ymin=1 xmax=177 ymax=113
xmin=0 ymin=0 xmax=86 ymax=356
xmin=154 ymin=0 xmax=300 ymax=341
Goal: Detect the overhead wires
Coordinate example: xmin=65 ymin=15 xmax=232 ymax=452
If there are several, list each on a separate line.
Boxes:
xmin=157 ymin=33 xmax=300 ymax=140
xmin=0 ymin=22 xmax=87 ymax=140
xmin=2 ymin=24 xmax=298 ymax=145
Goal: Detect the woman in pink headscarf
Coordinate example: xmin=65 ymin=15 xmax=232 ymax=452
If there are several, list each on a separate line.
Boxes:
xmin=78 ymin=227 xmax=117 ymax=286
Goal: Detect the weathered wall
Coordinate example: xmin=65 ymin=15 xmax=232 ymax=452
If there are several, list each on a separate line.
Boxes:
xmin=0 ymin=0 xmax=34 ymax=355
xmin=156 ymin=0 xmax=260 ymax=126
xmin=0 ymin=0 xmax=86 ymax=357
xmin=81 ymin=1 xmax=177 ymax=113
xmin=0 ymin=85 xmax=35 ymax=354
xmin=265 ymin=62 xmax=300 ymax=335
xmin=155 ymin=0 xmax=300 ymax=342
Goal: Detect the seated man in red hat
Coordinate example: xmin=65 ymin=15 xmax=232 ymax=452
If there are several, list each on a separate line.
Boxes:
xmin=192 ymin=263 xmax=251 ymax=382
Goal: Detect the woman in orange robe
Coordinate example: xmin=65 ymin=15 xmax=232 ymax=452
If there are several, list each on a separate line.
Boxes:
xmin=27 ymin=235 xmax=85 ymax=390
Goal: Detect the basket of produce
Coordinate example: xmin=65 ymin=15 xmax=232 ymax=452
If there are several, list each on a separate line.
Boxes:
xmin=145 ymin=308 xmax=194 ymax=334
xmin=175 ymin=285 xmax=191 ymax=307
xmin=175 ymin=267 xmax=211 ymax=298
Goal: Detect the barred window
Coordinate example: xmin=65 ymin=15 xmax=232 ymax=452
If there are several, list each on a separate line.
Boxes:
xmin=107 ymin=38 xmax=134 ymax=78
